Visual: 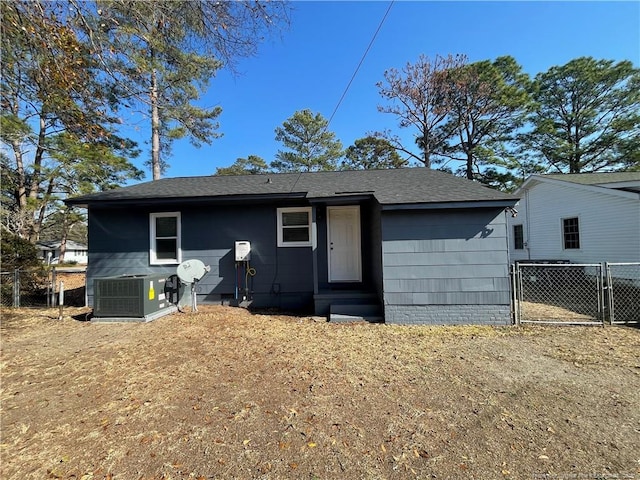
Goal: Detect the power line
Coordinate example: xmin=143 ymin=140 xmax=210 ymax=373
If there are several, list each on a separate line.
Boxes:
xmin=326 ymin=1 xmax=394 ymax=128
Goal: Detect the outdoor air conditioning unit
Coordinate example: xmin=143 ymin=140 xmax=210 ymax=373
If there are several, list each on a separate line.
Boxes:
xmin=93 ymin=273 xmax=179 ymax=322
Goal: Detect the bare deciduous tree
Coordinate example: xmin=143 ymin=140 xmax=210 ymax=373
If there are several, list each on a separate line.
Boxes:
xmin=376 ymin=54 xmax=467 ymax=168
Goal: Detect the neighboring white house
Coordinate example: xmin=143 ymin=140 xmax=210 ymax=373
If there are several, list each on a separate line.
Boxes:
xmin=507 ymin=172 xmax=640 ymax=266
xmin=37 ymin=240 xmax=88 ymax=265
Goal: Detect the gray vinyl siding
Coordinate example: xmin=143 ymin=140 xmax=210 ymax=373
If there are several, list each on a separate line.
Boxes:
xmin=86 ymin=204 xmax=314 ymax=311
xmin=381 ymin=208 xmax=511 ymax=325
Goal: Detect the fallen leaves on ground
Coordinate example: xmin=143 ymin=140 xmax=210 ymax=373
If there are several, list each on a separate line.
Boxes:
xmin=1 ymin=305 xmax=639 ymax=479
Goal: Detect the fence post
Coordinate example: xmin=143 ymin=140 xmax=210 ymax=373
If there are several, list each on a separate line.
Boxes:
xmin=510 ymin=264 xmax=519 ymax=326
xmin=13 ymin=269 xmax=20 ymax=308
xmin=58 ymin=281 xmax=64 ymax=320
xmin=46 ymin=272 xmax=50 ymax=308
xmin=598 ymin=262 xmax=608 ymax=327
xmin=605 ymin=262 xmax=615 ymax=325
xmin=51 ymin=268 xmax=57 ymax=307
xmin=514 ymin=262 xmax=522 ymax=326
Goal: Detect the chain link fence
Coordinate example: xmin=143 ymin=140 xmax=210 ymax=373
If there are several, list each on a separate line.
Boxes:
xmin=0 ymin=267 xmax=86 ymax=308
xmin=513 ymin=262 xmax=640 ymax=325
xmin=4 ymin=263 xmax=637 ymax=325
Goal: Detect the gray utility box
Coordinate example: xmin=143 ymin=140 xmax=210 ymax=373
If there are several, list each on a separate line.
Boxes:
xmin=94 ymin=274 xmax=179 ymax=321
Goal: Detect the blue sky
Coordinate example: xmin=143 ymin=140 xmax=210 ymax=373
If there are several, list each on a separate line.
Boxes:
xmin=126 ymin=1 xmax=640 ymax=180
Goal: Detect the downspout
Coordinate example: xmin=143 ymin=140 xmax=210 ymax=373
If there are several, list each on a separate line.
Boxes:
xmin=525 ymin=188 xmax=531 ymax=260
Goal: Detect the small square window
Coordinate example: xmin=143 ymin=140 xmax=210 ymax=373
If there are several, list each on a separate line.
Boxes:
xmin=277 ymin=207 xmax=312 ymax=247
xmin=562 ymin=217 xmax=580 ymax=250
xmin=513 ymin=224 xmax=524 ymax=250
xmin=150 ymin=212 xmax=181 ymax=264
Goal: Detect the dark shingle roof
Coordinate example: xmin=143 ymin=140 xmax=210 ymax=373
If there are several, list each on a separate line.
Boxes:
xmin=66 ymin=168 xmax=517 ymax=207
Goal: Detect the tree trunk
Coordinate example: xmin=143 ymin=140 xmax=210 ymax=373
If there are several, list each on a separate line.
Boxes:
xmin=8 ymin=97 xmax=28 ymax=231
xmin=29 ymin=113 xmax=47 ymax=201
xmin=29 ymin=178 xmax=55 ymax=243
xmin=423 ymin=150 xmax=431 ymax=169
xmin=421 ymin=133 xmax=431 ymax=169
xmin=11 ymin=139 xmax=27 ymax=212
xmin=151 ymin=68 xmax=161 ymax=181
xmin=25 ymin=113 xmax=49 ymax=241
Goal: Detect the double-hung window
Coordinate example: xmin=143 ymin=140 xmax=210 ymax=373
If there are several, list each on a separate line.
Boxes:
xmin=277 ymin=207 xmax=312 ymax=247
xmin=562 ymin=217 xmax=580 ymax=250
xmin=150 ymin=212 xmax=181 ymax=264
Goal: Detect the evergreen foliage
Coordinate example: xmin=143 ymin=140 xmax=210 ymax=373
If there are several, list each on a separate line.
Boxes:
xmin=215 ymin=156 xmax=270 ymax=176
xmin=434 ymin=56 xmax=531 ymax=184
xmin=377 ymin=54 xmax=639 ymax=189
xmin=522 ymin=57 xmax=640 ymax=173
xmin=82 ymin=0 xmax=290 ymax=179
xmin=271 ymin=110 xmax=343 ymax=172
xmin=343 ymin=137 xmax=407 ymax=170
xmin=0 ymin=0 xmax=142 ymax=242
xmin=1 ymin=232 xmax=42 ymax=271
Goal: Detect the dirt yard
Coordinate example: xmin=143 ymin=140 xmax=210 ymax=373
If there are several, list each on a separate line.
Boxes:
xmin=1 ymin=306 xmax=639 ymax=480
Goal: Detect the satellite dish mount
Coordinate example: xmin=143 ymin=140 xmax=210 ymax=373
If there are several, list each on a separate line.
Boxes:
xmin=176 ymin=259 xmax=210 ymax=312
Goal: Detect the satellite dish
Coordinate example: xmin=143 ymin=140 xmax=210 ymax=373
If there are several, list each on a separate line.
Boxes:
xmin=176 ymin=259 xmax=210 ymax=312
xmin=177 ymin=259 xmax=209 ymax=284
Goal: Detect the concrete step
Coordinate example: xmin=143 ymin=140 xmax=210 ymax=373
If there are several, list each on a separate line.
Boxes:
xmin=329 ymin=303 xmax=383 ymax=323
xmin=314 ymin=291 xmax=379 ymax=316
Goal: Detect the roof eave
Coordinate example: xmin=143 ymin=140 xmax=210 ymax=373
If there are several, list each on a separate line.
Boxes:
xmin=381 ymin=199 xmax=519 ymax=211
xmin=515 ymin=175 xmax=640 ymax=199
xmin=66 ymin=192 xmax=309 ymax=208
xmin=308 ymin=194 xmax=375 ymax=204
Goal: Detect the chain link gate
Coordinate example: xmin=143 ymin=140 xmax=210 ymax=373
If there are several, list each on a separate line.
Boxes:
xmin=606 ymin=263 xmax=640 ymax=324
xmin=513 ymin=263 xmax=605 ymax=325
xmin=512 ymin=262 xmax=640 ymax=325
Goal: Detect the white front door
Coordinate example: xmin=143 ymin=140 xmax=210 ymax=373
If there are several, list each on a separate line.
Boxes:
xmin=327 ymin=206 xmax=362 ymax=282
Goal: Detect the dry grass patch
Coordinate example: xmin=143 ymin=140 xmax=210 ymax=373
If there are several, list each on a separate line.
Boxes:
xmin=519 ymin=301 xmax=599 ymax=323
xmin=1 ymin=305 xmax=639 ymax=480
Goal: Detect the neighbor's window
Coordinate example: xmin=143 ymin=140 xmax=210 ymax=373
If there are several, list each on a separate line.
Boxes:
xmin=277 ymin=207 xmax=312 ymax=247
xmin=513 ymin=224 xmax=524 ymax=250
xmin=562 ymin=217 xmax=580 ymax=249
xmin=150 ymin=212 xmax=181 ymax=264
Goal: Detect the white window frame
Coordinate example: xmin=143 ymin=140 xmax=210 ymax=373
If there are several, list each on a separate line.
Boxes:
xmin=150 ymin=212 xmax=182 ymax=265
xmin=277 ymin=207 xmax=312 ymax=247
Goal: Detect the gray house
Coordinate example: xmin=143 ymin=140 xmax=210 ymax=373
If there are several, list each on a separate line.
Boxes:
xmin=66 ymin=168 xmax=518 ymax=324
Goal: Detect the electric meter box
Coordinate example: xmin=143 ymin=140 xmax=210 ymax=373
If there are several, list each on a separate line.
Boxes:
xmin=235 ymin=241 xmax=251 ymax=261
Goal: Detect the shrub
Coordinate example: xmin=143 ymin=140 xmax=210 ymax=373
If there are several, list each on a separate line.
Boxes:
xmin=1 ymin=232 xmax=42 ymax=271
xmin=1 ymin=233 xmax=48 ymax=304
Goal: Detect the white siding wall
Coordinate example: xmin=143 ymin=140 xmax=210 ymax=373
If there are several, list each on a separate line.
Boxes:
xmin=64 ymin=249 xmax=88 ymax=264
xmin=508 ymin=182 xmax=640 ymax=264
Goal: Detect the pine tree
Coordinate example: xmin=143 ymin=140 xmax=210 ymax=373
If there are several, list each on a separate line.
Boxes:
xmin=522 ymin=57 xmax=640 ymax=173
xmin=271 ymin=110 xmax=343 ymax=172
